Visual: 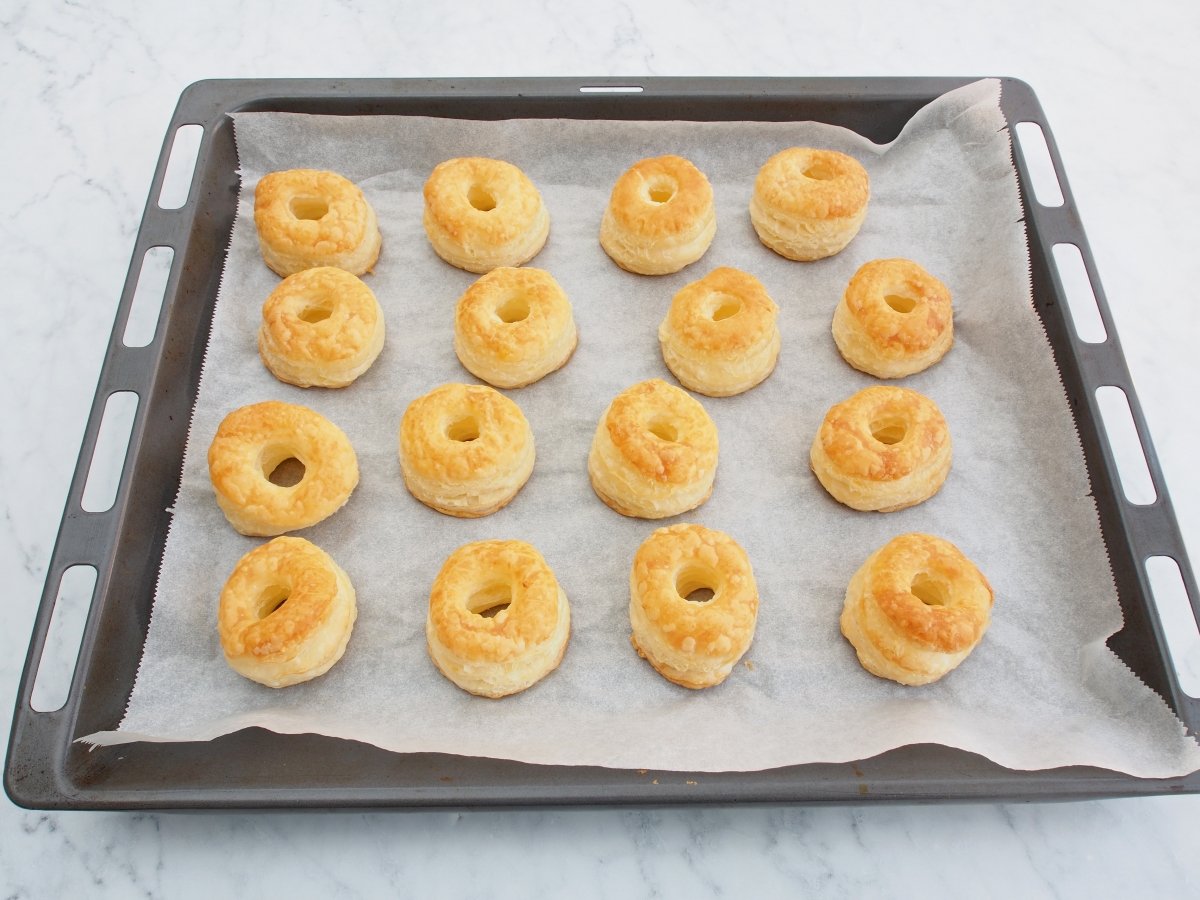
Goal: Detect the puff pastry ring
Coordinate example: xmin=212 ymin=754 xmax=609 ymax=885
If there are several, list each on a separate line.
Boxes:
xmin=630 ymin=523 xmax=759 ymax=689
xmin=218 ymin=536 xmax=357 ymax=688
xmin=600 ymin=154 xmax=716 ymax=275
xmin=207 ymin=400 xmax=359 ymax=536
xmin=258 ymin=266 xmax=386 ymax=388
xmin=423 ymin=157 xmax=550 ymax=273
xmin=833 ymin=258 xmax=953 ymax=378
xmin=454 ymin=267 xmax=578 ymax=389
xmin=750 ymin=147 xmax=869 ymax=261
xmin=426 ymin=539 xmax=571 ymax=698
xmin=810 ymin=386 xmax=951 ymax=512
xmin=588 ymin=379 xmax=719 ymax=519
xmin=840 ymin=532 xmax=994 ymax=685
xmin=253 ymin=169 xmax=382 ymax=277
xmin=398 ymin=383 xmax=536 ymax=517
xmin=659 ymin=266 xmax=781 ymax=397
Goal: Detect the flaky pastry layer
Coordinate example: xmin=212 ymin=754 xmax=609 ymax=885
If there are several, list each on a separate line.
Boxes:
xmin=599 ymin=155 xmax=716 ymax=275
xmin=258 ymin=266 xmax=386 ymax=388
xmin=810 ymin=386 xmax=951 ymax=512
xmin=218 ymin=536 xmax=358 ymax=688
xmin=833 ymin=258 xmax=953 ymax=378
xmin=398 ymin=383 xmax=535 ymax=517
xmin=629 ymin=523 xmax=758 ymax=689
xmin=253 ymin=169 xmax=382 ymax=277
xmin=750 ymin=147 xmax=869 ymax=261
xmin=426 ymin=539 xmax=570 ymax=698
xmin=454 ymin=267 xmax=578 ymax=389
xmin=207 ymin=400 xmax=359 ymax=536
xmin=423 ymin=157 xmax=549 ymax=273
xmin=588 ymin=379 xmax=718 ymax=519
xmin=659 ymin=266 xmax=781 ymax=397
xmin=840 ymin=532 xmax=993 ymax=685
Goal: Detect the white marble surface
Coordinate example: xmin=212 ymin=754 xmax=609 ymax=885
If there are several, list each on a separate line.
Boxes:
xmin=2 ymin=0 xmax=1198 ymax=895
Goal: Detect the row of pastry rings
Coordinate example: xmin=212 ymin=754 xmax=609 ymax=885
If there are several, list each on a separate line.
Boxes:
xmin=206 ymin=373 xmax=954 ymax=538
xmin=218 ymin=526 xmax=993 ymax=695
xmin=251 ymin=146 xmax=870 ymax=285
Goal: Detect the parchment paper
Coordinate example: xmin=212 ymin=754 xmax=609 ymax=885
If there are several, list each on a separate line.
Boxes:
xmin=86 ymin=80 xmax=1200 ymax=777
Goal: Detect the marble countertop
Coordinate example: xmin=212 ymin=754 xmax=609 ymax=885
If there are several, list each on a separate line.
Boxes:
xmin=3 ymin=0 xmax=1198 ymax=895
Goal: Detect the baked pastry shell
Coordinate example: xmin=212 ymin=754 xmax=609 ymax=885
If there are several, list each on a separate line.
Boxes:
xmin=253 ymin=169 xmax=381 ymax=277
xmin=218 ymin=536 xmax=358 ymax=688
xmin=810 ymin=385 xmax=951 ymax=512
xmin=423 ymin=157 xmax=550 ymax=273
xmin=258 ymin=266 xmax=386 ymax=388
xmin=629 ymin=523 xmax=759 ymax=689
xmin=398 ymin=383 xmax=536 ymax=517
xmin=833 ymin=258 xmax=953 ymax=379
xmin=454 ymin=267 xmax=578 ymax=389
xmin=426 ymin=539 xmax=570 ymax=698
xmin=840 ymin=532 xmax=994 ymax=685
xmin=207 ymin=400 xmax=359 ymax=536
xmin=659 ymin=266 xmax=782 ymax=397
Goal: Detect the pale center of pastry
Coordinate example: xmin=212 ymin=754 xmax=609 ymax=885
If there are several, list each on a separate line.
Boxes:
xmin=675 ymin=564 xmax=719 ymax=605
xmin=645 ymin=177 xmax=677 ymax=204
xmin=288 ymin=195 xmax=330 ymax=221
xmin=708 ymin=292 xmax=742 ymax=321
xmin=910 ymin=572 xmax=950 ymax=607
xmin=884 ymin=293 xmax=918 ymax=314
xmin=869 ymin=416 xmax=908 ymax=446
xmin=646 ymin=418 xmax=679 ymax=443
xmin=467 ymin=581 xmax=512 ymax=618
xmin=298 ymin=304 xmax=333 ymax=323
xmin=259 ymin=447 xmax=307 ymax=487
xmin=467 ymin=184 xmax=498 ymax=212
xmin=256 ymin=584 xmax=290 ymax=618
xmin=446 ymin=415 xmax=481 ymax=443
xmin=802 ymin=162 xmax=837 ymax=181
xmin=496 ymin=294 xmax=531 ymax=324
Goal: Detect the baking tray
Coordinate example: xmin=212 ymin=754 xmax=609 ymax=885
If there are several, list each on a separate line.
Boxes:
xmin=7 ymin=77 xmax=1199 ymax=809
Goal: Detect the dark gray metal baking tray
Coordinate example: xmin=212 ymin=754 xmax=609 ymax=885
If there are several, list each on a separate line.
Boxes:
xmin=7 ymin=77 xmax=1199 ymax=809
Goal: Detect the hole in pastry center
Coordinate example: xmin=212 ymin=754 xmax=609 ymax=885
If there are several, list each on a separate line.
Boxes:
xmin=676 ymin=566 xmax=718 ymax=604
xmin=265 ymin=456 xmax=306 ymax=487
xmin=467 ymin=582 xmax=512 ymax=618
xmin=257 ymin=586 xmax=290 ymax=619
xmin=496 ymin=295 xmax=531 ymax=324
xmin=446 ymin=416 xmax=480 ymax=443
xmin=298 ymin=304 xmax=332 ymax=323
xmin=869 ymin=417 xmax=908 ymax=446
xmin=467 ymin=184 xmax=497 ymax=212
xmin=911 ymin=573 xmax=950 ymax=607
xmin=289 ymin=195 xmax=329 ymax=220
xmin=884 ymin=294 xmax=918 ymax=314
xmin=710 ymin=293 xmax=742 ymax=321
xmin=802 ymin=163 xmax=837 ymax=181
xmin=647 ymin=418 xmax=679 ymax=443
xmin=646 ymin=178 xmax=676 ymax=204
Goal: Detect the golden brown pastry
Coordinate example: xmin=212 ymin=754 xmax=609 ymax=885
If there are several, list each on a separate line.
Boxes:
xmin=840 ymin=532 xmax=994 ymax=685
xmin=658 ymin=267 xmax=781 ymax=397
xmin=426 ymin=539 xmax=570 ymax=698
xmin=833 ymin=258 xmax=953 ymax=378
xmin=599 ymin=155 xmax=716 ymax=275
xmin=454 ymin=267 xmax=577 ymax=389
xmin=218 ymin=536 xmax=357 ymax=688
xmin=750 ymin=147 xmax=869 ymax=261
xmin=398 ymin=383 xmax=535 ymax=517
xmin=253 ymin=169 xmax=382 ymax=277
xmin=258 ymin=266 xmax=386 ymax=388
xmin=629 ymin=523 xmax=758 ymax=689
xmin=588 ymin=379 xmax=718 ymax=519
xmin=810 ymin=386 xmax=951 ymax=512
xmin=207 ymin=401 xmax=359 ymax=536
xmin=422 ymin=157 xmax=550 ymax=273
